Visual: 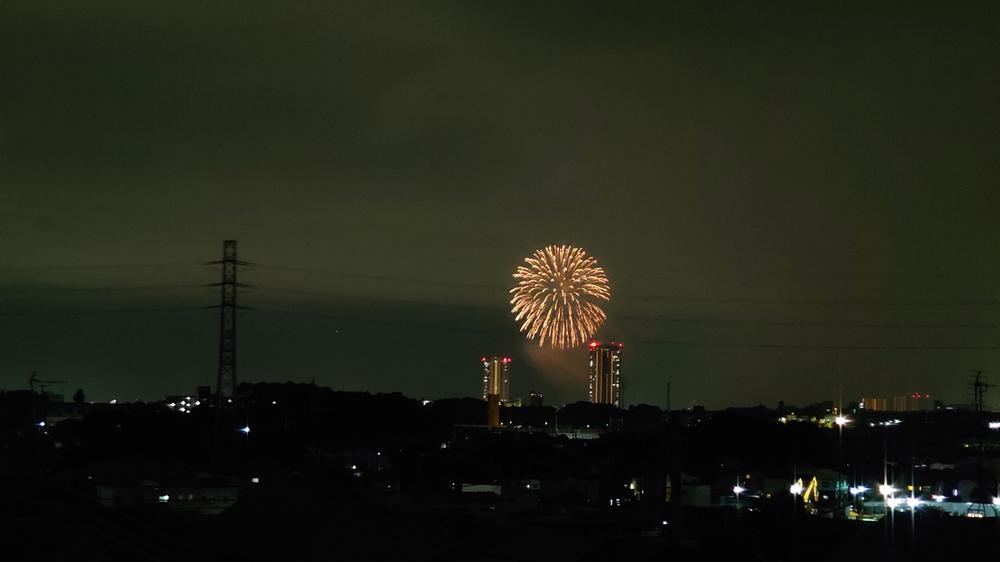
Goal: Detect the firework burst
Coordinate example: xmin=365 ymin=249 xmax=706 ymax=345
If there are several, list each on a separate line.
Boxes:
xmin=510 ymin=245 xmax=611 ymax=349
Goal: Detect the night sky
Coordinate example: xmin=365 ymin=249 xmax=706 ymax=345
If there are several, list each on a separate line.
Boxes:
xmin=2 ymin=2 xmax=999 ymax=408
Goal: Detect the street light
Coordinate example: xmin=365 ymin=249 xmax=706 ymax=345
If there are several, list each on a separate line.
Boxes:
xmin=835 ymin=415 xmax=849 ymax=427
xmin=733 ymin=484 xmax=746 ymax=510
xmin=790 ymin=481 xmax=804 ymax=495
xmin=239 ymin=425 xmax=250 ymax=434
xmin=878 ymin=484 xmax=896 ymax=497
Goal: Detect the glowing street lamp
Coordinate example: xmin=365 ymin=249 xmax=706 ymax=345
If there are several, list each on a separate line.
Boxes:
xmin=834 ymin=415 xmax=849 ymax=427
xmin=790 ymin=481 xmax=804 ymax=496
xmin=239 ymin=425 xmax=250 ymax=435
xmin=878 ymin=484 xmax=896 ymax=497
xmin=733 ymin=483 xmax=746 ymax=510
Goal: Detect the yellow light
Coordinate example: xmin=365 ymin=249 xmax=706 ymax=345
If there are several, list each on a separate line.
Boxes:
xmin=790 ymin=479 xmax=804 ymax=495
xmin=510 ymin=245 xmax=610 ymax=349
xmin=803 ymin=476 xmax=819 ymax=503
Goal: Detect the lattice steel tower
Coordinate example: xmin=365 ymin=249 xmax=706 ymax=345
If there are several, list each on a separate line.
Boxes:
xmin=214 ymin=240 xmax=242 ymax=405
xmin=211 ymin=240 xmax=248 ymax=469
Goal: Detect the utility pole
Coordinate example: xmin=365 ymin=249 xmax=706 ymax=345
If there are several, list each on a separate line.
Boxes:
xmin=28 ymin=371 xmax=66 ymax=397
xmin=669 ymin=408 xmax=683 ymax=542
xmin=970 ymin=370 xmax=992 ymax=511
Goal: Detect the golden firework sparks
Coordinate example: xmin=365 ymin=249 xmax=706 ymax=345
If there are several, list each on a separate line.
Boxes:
xmin=510 ymin=245 xmax=610 ymax=349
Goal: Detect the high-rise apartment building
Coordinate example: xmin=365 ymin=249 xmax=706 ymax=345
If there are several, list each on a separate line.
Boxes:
xmin=481 ymin=356 xmax=511 ymax=404
xmin=588 ymin=341 xmax=622 ymax=407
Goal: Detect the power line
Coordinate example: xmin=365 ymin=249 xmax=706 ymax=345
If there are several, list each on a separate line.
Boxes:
xmin=628 ymin=294 xmax=1000 ymax=307
xmin=252 ymin=262 xmax=1000 ymax=307
xmin=0 ymin=284 xmax=210 ymax=294
xmin=631 ymin=338 xmax=1000 ymax=350
xmin=2 ymin=254 xmax=997 ymax=348
xmin=0 ymin=305 xmax=212 ymax=317
xmin=249 ymin=307 xmax=1000 ymax=350
xmin=0 ymin=262 xmax=206 ymax=272
xmin=2 ymin=301 xmax=995 ymax=350
xmin=7 ymin=259 xmax=999 ymax=307
xmin=241 ymin=280 xmax=1000 ymax=327
xmin=2 ymin=280 xmax=996 ymax=331
xmin=250 ymin=263 xmax=502 ymax=292
xmin=251 ymin=285 xmax=1000 ymax=330
xmin=248 ymin=285 xmax=500 ymax=312
xmin=619 ymin=315 xmax=1000 ymax=329
xmin=251 ymin=306 xmax=516 ymax=336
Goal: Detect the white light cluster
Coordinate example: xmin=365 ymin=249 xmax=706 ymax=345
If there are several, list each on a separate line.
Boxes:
xmin=167 ymin=396 xmax=200 ymax=414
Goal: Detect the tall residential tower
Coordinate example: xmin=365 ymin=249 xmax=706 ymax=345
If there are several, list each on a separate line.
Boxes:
xmin=588 ymin=341 xmax=622 ymax=407
xmin=481 ymin=356 xmax=511 ymax=404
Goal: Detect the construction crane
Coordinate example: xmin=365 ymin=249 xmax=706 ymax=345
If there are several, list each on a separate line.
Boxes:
xmin=28 ymin=371 xmax=67 ymax=396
